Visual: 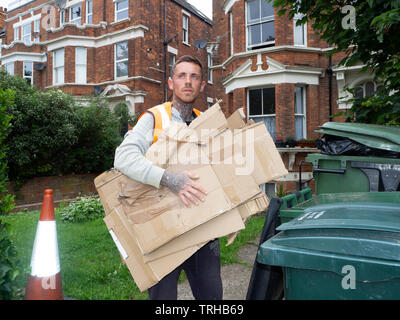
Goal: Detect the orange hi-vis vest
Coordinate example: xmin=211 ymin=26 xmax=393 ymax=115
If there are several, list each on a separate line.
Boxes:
xmin=139 ymin=102 xmax=202 ymax=144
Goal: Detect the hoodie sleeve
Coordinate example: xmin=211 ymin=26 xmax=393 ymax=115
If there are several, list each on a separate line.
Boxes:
xmin=113 ymin=112 xmax=165 ymax=188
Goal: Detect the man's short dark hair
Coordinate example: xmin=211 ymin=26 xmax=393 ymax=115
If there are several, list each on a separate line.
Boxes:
xmin=171 ymin=55 xmax=203 ymax=78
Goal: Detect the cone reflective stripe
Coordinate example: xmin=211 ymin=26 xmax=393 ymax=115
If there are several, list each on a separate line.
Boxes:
xmin=25 ymin=189 xmax=63 ymax=300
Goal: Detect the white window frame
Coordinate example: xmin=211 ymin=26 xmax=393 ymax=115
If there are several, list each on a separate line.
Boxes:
xmin=168 ymin=53 xmax=176 ymax=79
xmin=354 ymin=81 xmax=383 ymax=99
xmin=33 ymin=19 xmax=40 ymax=43
xmin=22 ymin=23 xmax=31 ymax=45
xmin=5 ymin=62 xmax=14 ymax=75
xmin=75 ymin=47 xmax=87 ymax=84
xmin=182 ymin=14 xmax=189 ymax=45
xmin=229 ymin=11 xmax=234 ymax=56
xmin=86 ymin=0 xmax=93 ymax=24
xmin=14 ymin=26 xmax=20 ymax=41
xmin=246 ymin=0 xmax=275 ymax=50
xmin=114 ymin=0 xmax=129 ymax=22
xmin=247 ymin=87 xmax=276 ymax=140
xmin=60 ymin=9 xmax=66 ymax=26
xmin=115 ymin=41 xmax=129 ymax=79
xmin=23 ymin=61 xmax=33 ymax=86
xmin=293 ymin=13 xmax=307 ymax=46
xmin=70 ymin=3 xmax=82 ymax=25
xmin=53 ymin=48 xmax=65 ymax=85
xmin=294 ymin=86 xmax=307 ymax=140
xmin=207 ymin=52 xmax=213 ymax=84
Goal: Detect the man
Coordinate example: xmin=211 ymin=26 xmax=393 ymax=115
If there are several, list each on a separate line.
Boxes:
xmin=114 ymin=55 xmax=223 ymax=300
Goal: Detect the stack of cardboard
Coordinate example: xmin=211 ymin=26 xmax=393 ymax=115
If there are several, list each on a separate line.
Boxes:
xmin=94 ymin=102 xmax=288 ymax=292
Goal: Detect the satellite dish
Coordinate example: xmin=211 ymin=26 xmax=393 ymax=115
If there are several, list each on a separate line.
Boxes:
xmin=94 ymin=86 xmax=103 ymax=95
xmin=34 ymin=63 xmax=46 ymax=71
xmin=194 ymin=39 xmax=207 ymax=49
xmin=54 ymin=0 xmax=66 ymax=9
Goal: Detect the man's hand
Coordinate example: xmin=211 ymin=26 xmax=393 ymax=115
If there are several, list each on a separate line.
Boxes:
xmin=160 ymin=170 xmax=207 ymax=207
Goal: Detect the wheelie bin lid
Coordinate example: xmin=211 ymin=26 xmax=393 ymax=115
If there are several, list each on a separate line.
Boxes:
xmin=315 ymin=122 xmax=400 ymax=153
xmin=258 ymin=202 xmax=400 ymax=281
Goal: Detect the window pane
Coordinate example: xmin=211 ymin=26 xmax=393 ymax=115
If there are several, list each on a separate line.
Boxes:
xmin=76 ymin=47 xmax=87 ymax=64
xmin=365 ymin=81 xmax=375 ymax=97
xmin=248 ymin=24 xmax=261 ymax=45
xmin=261 ymin=1 xmax=274 ymax=19
xmin=295 ymin=116 xmax=304 ymax=140
xmin=87 ymin=0 xmax=92 ymax=13
xmin=24 ymin=62 xmax=33 ymax=77
xmin=294 ymin=22 xmax=304 ymax=45
xmin=116 ymin=42 xmax=128 ymax=60
xmin=262 ymin=87 xmax=275 ymax=114
xmin=71 ymin=5 xmax=81 ymax=19
xmin=261 ymin=21 xmax=275 ymax=42
xmin=249 ymin=89 xmax=262 ymax=115
xmin=247 ymin=0 xmax=260 ymax=23
xmin=253 ymin=116 xmax=276 ymax=140
xmin=116 ymin=0 xmax=128 ymax=11
xmin=54 ymin=49 xmax=64 ymax=68
xmin=294 ymin=87 xmax=304 ymax=113
xmin=116 ymin=61 xmax=128 ymax=77
xmin=354 ymin=86 xmax=363 ymax=99
xmin=5 ymin=63 xmax=14 ymax=75
xmin=56 ymin=67 xmax=64 ymax=84
xmin=117 ymin=9 xmax=129 ymax=20
xmin=76 ymin=65 xmax=86 ymax=83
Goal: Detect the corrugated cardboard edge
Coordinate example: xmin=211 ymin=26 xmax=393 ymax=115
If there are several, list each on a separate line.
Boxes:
xmin=225 ymin=192 xmax=270 ymax=246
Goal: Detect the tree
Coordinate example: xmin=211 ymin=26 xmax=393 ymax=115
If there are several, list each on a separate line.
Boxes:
xmin=272 ymin=0 xmax=400 ymax=126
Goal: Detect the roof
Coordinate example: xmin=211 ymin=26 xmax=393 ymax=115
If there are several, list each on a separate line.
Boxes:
xmin=171 ymin=0 xmax=213 ymax=25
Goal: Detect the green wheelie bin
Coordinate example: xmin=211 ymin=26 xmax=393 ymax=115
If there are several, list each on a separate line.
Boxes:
xmin=309 ymin=122 xmax=400 ymax=194
xmin=258 ymin=200 xmax=400 ymax=300
xmin=279 ymin=190 xmax=400 ymax=223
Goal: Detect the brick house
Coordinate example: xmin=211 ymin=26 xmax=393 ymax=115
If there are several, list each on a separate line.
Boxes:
xmin=0 ymin=0 xmax=213 ymax=114
xmin=1 ymin=0 xmax=380 ymax=198
xmin=208 ymin=0 xmax=353 ymax=194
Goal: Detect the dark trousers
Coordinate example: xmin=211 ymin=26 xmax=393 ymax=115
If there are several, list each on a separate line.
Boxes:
xmin=148 ymin=239 xmax=223 ymax=300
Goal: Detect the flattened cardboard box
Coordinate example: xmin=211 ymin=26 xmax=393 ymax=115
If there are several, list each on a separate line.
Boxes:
xmin=104 ymin=205 xmax=245 ymax=292
xmin=142 ymin=192 xmax=270 ymax=263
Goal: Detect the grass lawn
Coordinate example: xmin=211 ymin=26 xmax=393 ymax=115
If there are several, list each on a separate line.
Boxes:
xmin=2 ymin=209 xmax=266 ymax=300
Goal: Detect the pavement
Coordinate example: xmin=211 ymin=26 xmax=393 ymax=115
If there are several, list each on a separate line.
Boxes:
xmin=177 ymin=236 xmax=260 ymax=300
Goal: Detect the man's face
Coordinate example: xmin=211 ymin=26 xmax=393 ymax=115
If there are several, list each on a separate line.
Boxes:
xmin=168 ymin=62 xmax=206 ymax=104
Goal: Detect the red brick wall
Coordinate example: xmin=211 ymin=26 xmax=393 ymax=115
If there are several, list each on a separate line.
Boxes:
xmin=8 ymin=173 xmax=99 ymax=211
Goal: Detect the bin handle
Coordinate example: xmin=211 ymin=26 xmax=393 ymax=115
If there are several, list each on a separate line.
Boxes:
xmin=313 ymin=165 xmax=346 ymax=174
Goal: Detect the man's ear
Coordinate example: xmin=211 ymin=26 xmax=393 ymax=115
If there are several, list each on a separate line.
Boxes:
xmin=200 ymin=80 xmax=206 ymax=92
xmin=168 ymin=78 xmax=174 ymax=90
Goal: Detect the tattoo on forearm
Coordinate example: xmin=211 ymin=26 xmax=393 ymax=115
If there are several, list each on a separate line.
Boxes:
xmin=160 ymin=171 xmax=190 ymax=193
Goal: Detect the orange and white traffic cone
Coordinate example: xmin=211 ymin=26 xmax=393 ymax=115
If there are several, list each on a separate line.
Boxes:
xmin=24 ymin=189 xmax=64 ymax=300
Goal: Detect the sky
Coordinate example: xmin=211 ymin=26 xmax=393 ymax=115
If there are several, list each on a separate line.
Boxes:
xmin=1 ymin=0 xmax=213 ymax=19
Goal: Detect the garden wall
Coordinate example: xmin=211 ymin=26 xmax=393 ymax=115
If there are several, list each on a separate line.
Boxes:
xmin=8 ymin=173 xmax=100 ymax=212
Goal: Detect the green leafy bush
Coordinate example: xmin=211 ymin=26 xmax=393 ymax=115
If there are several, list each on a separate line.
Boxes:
xmin=0 ymin=88 xmax=21 ymax=300
xmin=0 ymin=70 xmax=123 ymax=183
xmin=63 ymin=97 xmax=122 ymax=174
xmin=1 ymin=69 xmax=79 ymax=183
xmin=59 ymin=197 xmax=105 ymax=223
